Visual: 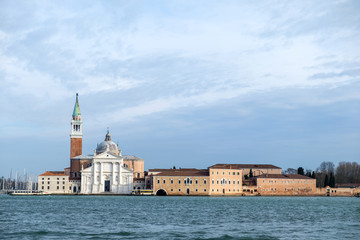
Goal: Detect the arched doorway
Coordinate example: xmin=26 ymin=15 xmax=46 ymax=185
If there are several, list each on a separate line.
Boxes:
xmin=156 ymin=189 xmax=167 ymax=196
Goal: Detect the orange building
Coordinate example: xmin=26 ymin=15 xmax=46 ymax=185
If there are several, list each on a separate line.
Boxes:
xmin=255 ymin=174 xmax=316 ymax=196
xmin=150 ymin=169 xmax=210 ymax=196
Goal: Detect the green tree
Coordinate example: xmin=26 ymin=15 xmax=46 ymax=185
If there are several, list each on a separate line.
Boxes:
xmin=311 ymin=171 xmax=316 ymax=179
xmin=249 ymin=169 xmax=253 ymax=178
xmin=324 ymin=174 xmax=329 ymax=187
xmin=329 ymin=172 xmax=335 ymax=187
xmin=297 ymin=167 xmax=304 ymax=175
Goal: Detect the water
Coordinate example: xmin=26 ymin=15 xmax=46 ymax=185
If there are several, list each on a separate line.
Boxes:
xmin=0 ymin=195 xmax=359 ymax=239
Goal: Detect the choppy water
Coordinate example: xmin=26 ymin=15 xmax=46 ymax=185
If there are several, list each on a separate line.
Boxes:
xmin=0 ymin=195 xmax=359 ymax=239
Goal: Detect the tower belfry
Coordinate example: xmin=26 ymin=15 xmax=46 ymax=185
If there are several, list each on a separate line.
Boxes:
xmin=70 ymin=93 xmax=82 ymax=158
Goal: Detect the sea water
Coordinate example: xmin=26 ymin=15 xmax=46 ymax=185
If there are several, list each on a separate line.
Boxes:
xmin=0 ymin=195 xmax=359 ymax=239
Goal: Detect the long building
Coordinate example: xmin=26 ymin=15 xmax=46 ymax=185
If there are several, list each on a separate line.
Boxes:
xmin=146 ymin=164 xmax=313 ymax=196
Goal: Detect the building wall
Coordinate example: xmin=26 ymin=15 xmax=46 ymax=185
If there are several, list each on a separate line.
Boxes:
xmin=209 ymin=168 xmax=243 ymax=195
xmin=124 ymin=159 xmax=144 ymax=178
xmin=81 ymin=156 xmax=133 ymax=194
xmin=242 ymin=168 xmax=281 ymax=177
xmin=153 ymin=176 xmax=210 ymax=196
xmin=70 ymin=138 xmax=82 ymax=158
xmin=256 ymin=177 xmax=316 ymax=196
xmin=70 ymin=159 xmax=92 ymax=180
xmin=38 ymin=175 xmax=71 ymax=194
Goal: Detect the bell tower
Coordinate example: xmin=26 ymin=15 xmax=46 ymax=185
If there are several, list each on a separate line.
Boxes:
xmin=70 ymin=93 xmax=82 ymax=158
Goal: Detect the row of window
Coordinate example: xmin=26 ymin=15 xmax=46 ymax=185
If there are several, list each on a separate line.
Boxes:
xmin=42 ymin=181 xmax=66 ymax=185
xmin=41 ymin=186 xmax=70 ymax=190
xmin=262 ymin=188 xmax=313 ymax=191
xmin=211 ymin=171 xmax=240 ymax=176
xmin=41 ymin=177 xmax=66 ymax=180
xmin=157 ymin=178 xmax=207 ymax=185
xmin=264 ymin=180 xmax=313 ymax=184
xmin=170 ymin=189 xmax=207 ymax=192
xmin=211 ymin=189 xmax=241 ymax=192
xmin=211 ymin=179 xmax=241 ymax=185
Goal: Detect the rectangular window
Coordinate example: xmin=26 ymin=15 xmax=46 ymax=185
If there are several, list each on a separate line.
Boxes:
xmin=163 ymin=179 xmax=166 ymax=184
xmin=57 ymin=178 xmax=59 ymax=180
xmin=204 ymin=189 xmax=207 ymax=192
xmin=171 ymin=179 xmax=173 ymax=184
xmin=57 ymin=186 xmax=59 ymax=190
xmin=233 ymin=172 xmax=235 ymax=175
xmin=42 ymin=178 xmax=44 ymax=180
xmin=157 ymin=179 xmax=160 ymax=184
xmin=178 ymin=179 xmax=181 ymax=184
xmin=63 ymin=178 xmax=65 ymax=180
xmin=195 ymin=179 xmax=198 ymax=184
xmin=48 ymin=182 xmax=50 ymax=184
xmin=179 ymin=189 xmax=181 ymax=192
xmin=41 ymin=186 xmax=44 ymax=190
xmin=237 ymin=172 xmax=239 ymax=175
xmin=63 ymin=186 xmax=65 ymax=189
xmin=69 ymin=186 xmax=71 ymax=190
xmin=57 ymin=182 xmax=59 ymax=184
xmin=204 ymin=179 xmax=207 ymax=184
xmin=47 ymin=186 xmax=50 ymax=190
xmin=212 ymin=180 xmax=214 ymax=184
xmin=171 ymin=189 xmax=173 ymax=192
xmin=42 ymin=181 xmax=44 ymax=184
xmin=233 ymin=181 xmax=235 ymax=184
xmin=195 ymin=189 xmax=198 ymax=192
xmin=48 ymin=178 xmax=50 ymax=180
xmin=217 ymin=180 xmax=219 ymax=184
xmin=63 ymin=182 xmax=65 ymax=185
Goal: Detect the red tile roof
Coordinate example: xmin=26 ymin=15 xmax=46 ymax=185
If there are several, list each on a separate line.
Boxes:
xmin=256 ymin=174 xmax=314 ymax=179
xmin=150 ymin=169 xmax=209 ymax=177
xmin=209 ymin=164 xmax=281 ymax=169
xmin=39 ymin=171 xmax=67 ymax=176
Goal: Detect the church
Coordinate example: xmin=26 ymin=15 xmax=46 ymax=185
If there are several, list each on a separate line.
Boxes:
xmin=38 ymin=94 xmax=144 ymax=194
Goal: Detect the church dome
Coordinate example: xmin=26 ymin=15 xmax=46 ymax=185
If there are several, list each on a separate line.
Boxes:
xmin=96 ymin=130 xmax=120 ymax=155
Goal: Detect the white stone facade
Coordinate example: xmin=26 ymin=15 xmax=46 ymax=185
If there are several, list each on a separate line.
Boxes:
xmin=38 ymin=173 xmax=71 ymax=194
xmin=81 ymin=151 xmax=133 ymax=194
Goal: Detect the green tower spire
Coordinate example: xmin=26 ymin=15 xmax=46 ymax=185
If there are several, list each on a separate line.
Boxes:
xmin=72 ymin=93 xmax=81 ymax=117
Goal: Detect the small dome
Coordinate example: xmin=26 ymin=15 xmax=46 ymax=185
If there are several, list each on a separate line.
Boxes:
xmin=96 ymin=130 xmax=120 ymax=155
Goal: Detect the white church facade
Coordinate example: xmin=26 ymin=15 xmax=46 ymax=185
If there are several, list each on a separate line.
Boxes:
xmin=80 ymin=134 xmax=133 ymax=194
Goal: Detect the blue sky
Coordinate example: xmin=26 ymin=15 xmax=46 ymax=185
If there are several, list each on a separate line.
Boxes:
xmin=0 ymin=0 xmax=359 ymax=178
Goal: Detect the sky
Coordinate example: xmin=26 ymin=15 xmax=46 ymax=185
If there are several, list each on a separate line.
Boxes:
xmin=0 ymin=0 xmax=359 ymax=178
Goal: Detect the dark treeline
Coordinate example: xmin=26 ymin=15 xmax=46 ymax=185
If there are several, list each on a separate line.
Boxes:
xmin=283 ymin=161 xmax=360 ymax=188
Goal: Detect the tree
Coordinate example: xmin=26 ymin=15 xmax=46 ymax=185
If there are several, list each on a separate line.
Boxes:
xmin=311 ymin=171 xmax=316 ymax=179
xmin=335 ymin=162 xmax=360 ymax=184
xmin=249 ymin=169 xmax=253 ymax=178
xmin=329 ymin=172 xmax=335 ymax=187
xmin=244 ymin=175 xmax=248 ymax=180
xmin=297 ymin=167 xmax=304 ymax=175
xmin=319 ymin=161 xmax=335 ymax=174
xmin=283 ymin=168 xmax=297 ymax=174
xmin=324 ymin=174 xmax=329 ymax=187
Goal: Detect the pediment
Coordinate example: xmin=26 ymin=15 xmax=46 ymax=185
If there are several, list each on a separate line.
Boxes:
xmin=94 ymin=151 xmax=122 ymax=160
